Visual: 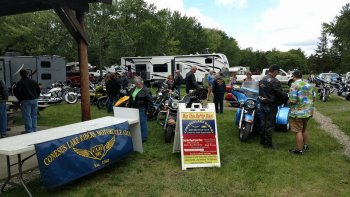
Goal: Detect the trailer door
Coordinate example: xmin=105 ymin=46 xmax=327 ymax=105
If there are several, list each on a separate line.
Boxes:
xmin=135 ymin=63 xmax=149 ymax=81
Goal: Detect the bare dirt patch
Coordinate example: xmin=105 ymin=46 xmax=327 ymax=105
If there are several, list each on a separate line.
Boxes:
xmin=313 ymin=109 xmax=350 ymax=158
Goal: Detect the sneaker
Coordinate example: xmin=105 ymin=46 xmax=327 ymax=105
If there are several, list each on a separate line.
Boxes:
xmin=289 ymin=149 xmax=303 ymax=155
xmin=303 ymin=144 xmax=309 ymax=151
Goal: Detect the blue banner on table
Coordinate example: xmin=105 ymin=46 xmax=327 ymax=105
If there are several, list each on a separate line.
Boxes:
xmin=35 ymin=121 xmax=133 ymax=188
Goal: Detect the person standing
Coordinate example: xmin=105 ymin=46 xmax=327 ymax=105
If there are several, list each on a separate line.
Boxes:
xmin=185 ymin=66 xmax=199 ymax=94
xmin=229 ymin=72 xmax=237 ymax=87
xmin=105 ymin=73 xmax=121 ymax=113
xmin=165 ymin=75 xmax=175 ymax=91
xmin=244 ymin=71 xmax=255 ymax=82
xmin=127 ymin=76 xmax=153 ymax=142
xmin=258 ymin=65 xmax=288 ymax=148
xmin=174 ymin=70 xmax=183 ymax=97
xmin=288 ymin=70 xmax=315 ymax=155
xmin=14 ymin=69 xmax=41 ymax=133
xmin=0 ymin=79 xmax=9 ymax=138
xmin=207 ymin=69 xmax=214 ymax=101
xmin=212 ymin=73 xmax=226 ymax=113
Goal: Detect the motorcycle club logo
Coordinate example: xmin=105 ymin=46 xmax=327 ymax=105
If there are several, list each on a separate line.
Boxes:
xmin=72 ymin=136 xmax=116 ymax=160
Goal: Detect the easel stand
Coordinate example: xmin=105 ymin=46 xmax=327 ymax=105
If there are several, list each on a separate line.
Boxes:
xmin=173 ymin=103 xmax=221 ymax=170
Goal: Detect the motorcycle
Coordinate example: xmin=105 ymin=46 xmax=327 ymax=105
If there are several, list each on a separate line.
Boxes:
xmin=318 ymin=78 xmax=332 ymax=102
xmin=232 ymin=81 xmax=290 ymax=142
xmin=90 ymin=82 xmax=106 ymax=105
xmin=39 ymin=81 xmax=78 ymax=104
xmin=307 ymin=74 xmax=316 ymax=83
xmin=147 ymin=83 xmax=171 ymax=120
xmin=97 ymin=86 xmax=130 ymax=110
xmin=160 ymin=88 xmax=208 ymax=143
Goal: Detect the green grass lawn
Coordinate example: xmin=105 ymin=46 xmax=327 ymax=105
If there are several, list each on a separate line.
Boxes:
xmin=314 ymin=95 xmax=350 ymax=136
xmin=5 ymin=102 xmax=350 ymax=196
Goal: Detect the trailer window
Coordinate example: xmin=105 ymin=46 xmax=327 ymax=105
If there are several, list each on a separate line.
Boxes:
xmin=176 ymin=64 xmax=181 ymax=70
xmin=205 ymin=58 xmax=213 ymax=64
xmin=41 ymin=73 xmax=52 ymax=80
xmin=41 ymin=61 xmax=51 ymax=68
xmin=153 ymin=64 xmax=168 ymax=72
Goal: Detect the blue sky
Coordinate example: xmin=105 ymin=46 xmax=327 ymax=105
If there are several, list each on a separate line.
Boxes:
xmin=144 ymin=0 xmax=348 ymax=56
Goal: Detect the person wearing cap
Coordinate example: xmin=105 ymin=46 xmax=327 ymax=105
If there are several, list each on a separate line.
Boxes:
xmin=288 ymin=70 xmax=315 ymax=155
xmin=14 ymin=69 xmax=41 ymax=134
xmin=185 ymin=66 xmax=199 ymax=94
xmin=258 ymin=65 xmax=288 ymax=149
xmin=174 ymin=70 xmax=183 ymax=97
xmin=127 ymin=76 xmax=153 ymax=143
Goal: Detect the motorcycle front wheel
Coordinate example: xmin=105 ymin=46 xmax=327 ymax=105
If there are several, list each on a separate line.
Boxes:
xmin=65 ymin=93 xmax=78 ymax=104
xmin=322 ymin=90 xmax=329 ymax=102
xmin=147 ymin=107 xmax=159 ymax=121
xmin=165 ymin=125 xmax=175 ymax=143
xmin=97 ymin=96 xmax=108 ymax=109
xmin=239 ymin=122 xmax=252 ymax=142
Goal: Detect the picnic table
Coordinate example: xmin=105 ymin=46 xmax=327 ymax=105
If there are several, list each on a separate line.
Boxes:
xmin=0 ymin=107 xmax=142 ymax=196
xmin=7 ymin=96 xmax=49 ymax=112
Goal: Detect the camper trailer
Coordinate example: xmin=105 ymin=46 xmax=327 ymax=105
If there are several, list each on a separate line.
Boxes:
xmin=120 ymin=53 xmax=230 ymax=83
xmin=0 ymin=55 xmax=66 ymax=90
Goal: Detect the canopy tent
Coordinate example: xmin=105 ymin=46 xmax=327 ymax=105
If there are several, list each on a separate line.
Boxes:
xmin=0 ymin=0 xmax=112 ymax=121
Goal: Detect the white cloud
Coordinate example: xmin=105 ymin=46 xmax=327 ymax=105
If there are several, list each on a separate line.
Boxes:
xmin=243 ymin=0 xmax=348 ymax=55
xmin=215 ymin=0 xmax=247 ymax=8
xmin=143 ymin=0 xmax=224 ymax=30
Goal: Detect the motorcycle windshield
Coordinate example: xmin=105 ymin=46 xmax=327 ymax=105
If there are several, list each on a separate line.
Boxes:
xmin=241 ymin=81 xmax=259 ymax=99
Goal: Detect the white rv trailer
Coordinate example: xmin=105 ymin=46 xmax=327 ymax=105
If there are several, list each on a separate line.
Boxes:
xmin=0 ymin=55 xmax=66 ymax=90
xmin=120 ymin=53 xmax=230 ymax=83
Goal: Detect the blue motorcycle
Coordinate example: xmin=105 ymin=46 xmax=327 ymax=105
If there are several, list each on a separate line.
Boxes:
xmin=232 ymin=81 xmax=290 ymax=142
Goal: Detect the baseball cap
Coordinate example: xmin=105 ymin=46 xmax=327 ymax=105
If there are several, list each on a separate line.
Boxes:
xmin=292 ymin=70 xmax=302 ymax=78
xmin=269 ymin=65 xmax=280 ymax=71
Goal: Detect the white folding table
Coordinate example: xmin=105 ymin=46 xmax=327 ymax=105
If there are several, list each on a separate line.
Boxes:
xmin=0 ymin=107 xmax=142 ymax=196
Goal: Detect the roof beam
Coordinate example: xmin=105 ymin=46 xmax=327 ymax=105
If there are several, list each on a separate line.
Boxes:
xmin=54 ymin=6 xmax=89 ymax=45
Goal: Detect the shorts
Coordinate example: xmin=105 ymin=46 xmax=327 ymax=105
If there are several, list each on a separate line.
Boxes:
xmin=290 ymin=117 xmax=309 ymax=133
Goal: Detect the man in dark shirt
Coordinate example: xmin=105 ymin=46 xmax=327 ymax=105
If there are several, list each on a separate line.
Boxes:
xmin=106 ymin=73 xmax=121 ymax=113
xmin=212 ymin=73 xmax=226 ymax=113
xmin=14 ymin=69 xmax=41 ymax=133
xmin=259 ymin=65 xmax=288 ymax=149
xmin=185 ymin=66 xmax=199 ymax=94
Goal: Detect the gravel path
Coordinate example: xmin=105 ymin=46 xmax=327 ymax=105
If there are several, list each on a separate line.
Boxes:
xmin=313 ymin=109 xmax=350 ymax=158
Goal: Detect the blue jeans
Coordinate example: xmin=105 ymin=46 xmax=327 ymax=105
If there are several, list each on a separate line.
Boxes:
xmin=20 ymin=99 xmax=38 ymax=133
xmin=0 ymin=102 xmax=7 ymax=134
xmin=107 ymin=95 xmax=119 ymax=113
xmin=176 ymin=85 xmax=181 ymax=98
xmin=214 ymin=93 xmax=224 ymax=113
xmin=139 ymin=108 xmax=148 ymax=141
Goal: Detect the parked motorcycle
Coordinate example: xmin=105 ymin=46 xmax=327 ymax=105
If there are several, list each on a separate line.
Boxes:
xmin=160 ymin=88 xmax=208 ymax=143
xmin=97 ymin=86 xmax=130 ymax=110
xmin=232 ymin=81 xmax=290 ymax=142
xmin=318 ymin=78 xmax=332 ymax=102
xmin=232 ymin=81 xmax=260 ymax=141
xmin=307 ymin=74 xmax=316 ymax=83
xmin=39 ymin=81 xmax=78 ymax=104
xmin=90 ymin=82 xmax=106 ymax=105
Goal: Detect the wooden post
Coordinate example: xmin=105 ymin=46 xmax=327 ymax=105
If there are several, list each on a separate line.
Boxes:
xmin=76 ymin=11 xmax=91 ymax=121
